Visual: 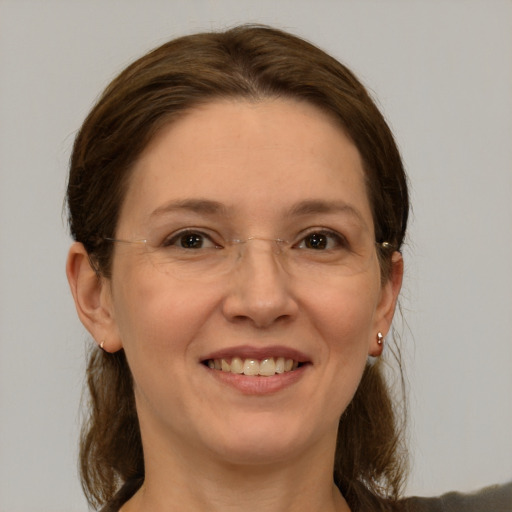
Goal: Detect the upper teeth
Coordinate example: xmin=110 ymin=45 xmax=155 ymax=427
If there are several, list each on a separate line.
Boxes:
xmin=207 ymin=357 xmax=299 ymax=376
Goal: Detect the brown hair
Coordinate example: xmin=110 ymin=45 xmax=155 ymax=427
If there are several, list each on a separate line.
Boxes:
xmin=67 ymin=25 xmax=409 ymax=511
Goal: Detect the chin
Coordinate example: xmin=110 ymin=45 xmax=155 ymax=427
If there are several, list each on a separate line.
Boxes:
xmin=200 ymin=412 xmax=328 ymax=467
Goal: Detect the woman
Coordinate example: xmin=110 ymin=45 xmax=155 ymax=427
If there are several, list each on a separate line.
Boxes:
xmin=65 ymin=25 xmax=509 ymax=512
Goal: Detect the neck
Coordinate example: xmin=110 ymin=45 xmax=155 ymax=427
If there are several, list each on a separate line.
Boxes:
xmin=121 ymin=429 xmax=350 ymax=512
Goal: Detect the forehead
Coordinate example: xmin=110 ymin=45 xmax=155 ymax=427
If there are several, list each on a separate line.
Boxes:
xmin=119 ymin=98 xmax=373 ymax=232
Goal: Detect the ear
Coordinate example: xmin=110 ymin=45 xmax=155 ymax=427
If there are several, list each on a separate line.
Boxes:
xmin=369 ymin=251 xmax=404 ymax=357
xmin=66 ymin=242 xmax=123 ymax=353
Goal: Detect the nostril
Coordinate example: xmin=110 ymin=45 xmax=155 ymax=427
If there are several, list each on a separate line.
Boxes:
xmin=221 ymin=255 xmax=299 ymax=328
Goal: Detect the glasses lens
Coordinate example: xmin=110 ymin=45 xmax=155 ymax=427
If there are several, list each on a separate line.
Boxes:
xmin=141 ymin=235 xmax=377 ymax=280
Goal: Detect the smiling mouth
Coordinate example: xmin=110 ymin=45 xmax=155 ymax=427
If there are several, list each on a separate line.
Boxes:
xmin=203 ymin=356 xmax=304 ymax=377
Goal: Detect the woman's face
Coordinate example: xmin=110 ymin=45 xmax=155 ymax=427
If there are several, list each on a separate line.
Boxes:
xmin=102 ymin=99 xmax=401 ymax=466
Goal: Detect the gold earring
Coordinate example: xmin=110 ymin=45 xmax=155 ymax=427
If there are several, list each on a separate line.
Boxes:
xmin=99 ymin=340 xmax=105 ymax=350
xmin=377 ymin=332 xmax=384 ymax=346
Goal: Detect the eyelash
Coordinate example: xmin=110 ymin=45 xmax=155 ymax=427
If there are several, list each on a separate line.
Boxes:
xmin=161 ymin=228 xmax=349 ymax=251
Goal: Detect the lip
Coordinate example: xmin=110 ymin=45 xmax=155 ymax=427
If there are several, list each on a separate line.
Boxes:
xmin=201 ymin=345 xmax=311 ymax=363
xmin=200 ymin=345 xmax=312 ymax=396
xmin=203 ymin=363 xmax=309 ymax=395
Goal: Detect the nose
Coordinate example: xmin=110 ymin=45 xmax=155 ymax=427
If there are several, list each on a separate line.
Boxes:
xmin=221 ymin=239 xmax=298 ymax=328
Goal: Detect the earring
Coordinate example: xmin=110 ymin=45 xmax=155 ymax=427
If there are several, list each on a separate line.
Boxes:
xmin=99 ymin=340 xmax=105 ymax=350
xmin=377 ymin=332 xmax=384 ymax=346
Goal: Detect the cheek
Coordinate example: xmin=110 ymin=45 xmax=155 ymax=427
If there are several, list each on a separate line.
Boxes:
xmin=304 ymin=271 xmax=382 ymax=388
xmin=291 ymin=275 xmax=382 ymax=433
xmin=312 ymin=275 xmax=380 ymax=340
xmin=111 ymin=268 xmax=219 ymax=361
xmin=110 ymin=273 xmax=222 ymax=423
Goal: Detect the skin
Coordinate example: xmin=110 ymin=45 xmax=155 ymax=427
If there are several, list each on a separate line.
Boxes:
xmin=67 ymin=98 xmax=403 ymax=512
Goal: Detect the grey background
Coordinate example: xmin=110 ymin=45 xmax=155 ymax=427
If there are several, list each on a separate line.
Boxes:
xmin=1 ymin=1 xmax=511 ymax=510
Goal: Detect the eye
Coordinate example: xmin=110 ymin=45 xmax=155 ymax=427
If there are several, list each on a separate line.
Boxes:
xmin=163 ymin=230 xmax=219 ymax=250
xmin=296 ymin=230 xmax=347 ymax=251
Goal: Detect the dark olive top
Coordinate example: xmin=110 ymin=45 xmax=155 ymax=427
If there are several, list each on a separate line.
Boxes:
xmin=100 ymin=481 xmax=512 ymax=512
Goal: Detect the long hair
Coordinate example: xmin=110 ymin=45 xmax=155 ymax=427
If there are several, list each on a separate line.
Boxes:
xmin=67 ymin=25 xmax=409 ymax=511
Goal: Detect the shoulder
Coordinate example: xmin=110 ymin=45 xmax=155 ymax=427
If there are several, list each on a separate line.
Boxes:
xmin=401 ymin=482 xmax=512 ymax=512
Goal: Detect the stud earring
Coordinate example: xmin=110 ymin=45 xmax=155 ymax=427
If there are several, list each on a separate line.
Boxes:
xmin=99 ymin=340 xmax=105 ymax=350
xmin=377 ymin=332 xmax=384 ymax=346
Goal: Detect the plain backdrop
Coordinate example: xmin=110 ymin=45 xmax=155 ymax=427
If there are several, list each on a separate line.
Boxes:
xmin=1 ymin=1 xmax=511 ymax=511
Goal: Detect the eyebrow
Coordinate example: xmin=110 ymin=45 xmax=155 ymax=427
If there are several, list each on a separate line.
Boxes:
xmin=149 ymin=198 xmax=229 ymax=219
xmin=149 ymin=198 xmax=367 ymax=228
xmin=288 ymin=199 xmax=367 ymax=226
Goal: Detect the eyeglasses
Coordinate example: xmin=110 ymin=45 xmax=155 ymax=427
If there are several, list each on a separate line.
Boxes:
xmin=103 ymin=230 xmax=394 ymax=280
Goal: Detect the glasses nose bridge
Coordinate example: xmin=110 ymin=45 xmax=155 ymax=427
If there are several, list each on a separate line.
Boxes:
xmin=230 ymin=236 xmax=287 ymax=265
